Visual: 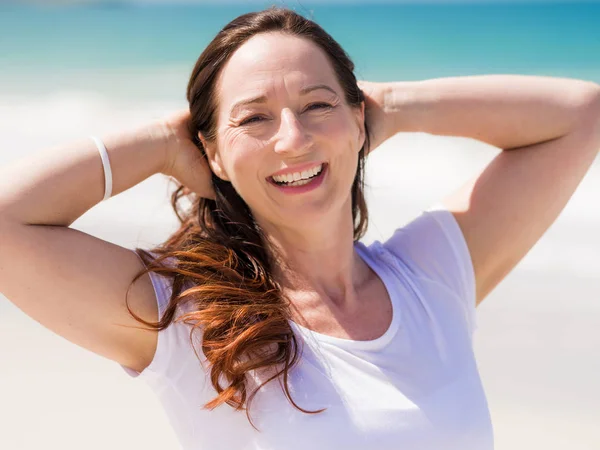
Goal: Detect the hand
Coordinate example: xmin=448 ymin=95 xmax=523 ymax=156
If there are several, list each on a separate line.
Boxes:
xmin=159 ymin=109 xmax=216 ymax=200
xmin=357 ymin=80 xmax=392 ymax=154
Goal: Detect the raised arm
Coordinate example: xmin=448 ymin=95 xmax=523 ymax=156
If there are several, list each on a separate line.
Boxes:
xmin=0 ymin=110 xmax=212 ymax=373
xmin=361 ymin=75 xmax=600 ymax=305
xmin=362 ymin=75 xmax=600 ymax=150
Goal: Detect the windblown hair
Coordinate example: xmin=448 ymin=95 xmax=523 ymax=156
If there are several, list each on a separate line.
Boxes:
xmin=127 ymin=6 xmax=371 ymax=428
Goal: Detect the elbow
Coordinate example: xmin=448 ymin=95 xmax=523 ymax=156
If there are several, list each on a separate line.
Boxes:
xmin=590 ymin=83 xmax=600 ymax=124
xmin=574 ymin=82 xmax=600 ymax=156
xmin=567 ymin=81 xmax=600 ymax=149
xmin=586 ymin=84 xmax=600 ymax=146
xmin=576 ymin=81 xmax=600 ymax=128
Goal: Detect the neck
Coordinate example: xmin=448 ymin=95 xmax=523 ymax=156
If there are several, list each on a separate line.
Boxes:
xmin=260 ymin=206 xmax=368 ymax=312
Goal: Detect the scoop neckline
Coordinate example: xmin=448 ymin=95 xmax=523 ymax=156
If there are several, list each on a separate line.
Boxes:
xmin=288 ymin=240 xmax=401 ymax=351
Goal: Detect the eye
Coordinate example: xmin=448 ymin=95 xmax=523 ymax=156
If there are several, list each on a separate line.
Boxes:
xmin=305 ymin=102 xmax=333 ymax=112
xmin=240 ymin=115 xmax=266 ymax=126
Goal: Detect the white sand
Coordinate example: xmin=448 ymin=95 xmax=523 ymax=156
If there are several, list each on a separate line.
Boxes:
xmin=1 ymin=96 xmax=599 ymax=449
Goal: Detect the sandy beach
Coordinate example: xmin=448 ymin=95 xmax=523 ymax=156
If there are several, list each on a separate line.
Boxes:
xmin=0 ymin=95 xmax=598 ymax=449
xmin=1 ymin=2 xmax=600 ymax=443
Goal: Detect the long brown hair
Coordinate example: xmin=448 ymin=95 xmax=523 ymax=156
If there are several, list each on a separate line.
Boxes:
xmin=127 ymin=6 xmax=371 ymax=428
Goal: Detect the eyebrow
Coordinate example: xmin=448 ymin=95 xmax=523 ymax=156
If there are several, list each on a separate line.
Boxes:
xmin=228 ymin=84 xmax=339 ymax=117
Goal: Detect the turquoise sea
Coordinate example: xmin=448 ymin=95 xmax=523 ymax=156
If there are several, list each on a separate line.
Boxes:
xmin=2 ymin=3 xmax=600 ymax=449
xmin=1 ymin=2 xmax=599 ymax=99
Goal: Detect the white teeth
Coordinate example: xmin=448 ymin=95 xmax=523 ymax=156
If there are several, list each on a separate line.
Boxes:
xmin=272 ymin=164 xmax=323 ymax=184
xmin=292 ymin=178 xmax=311 ymax=186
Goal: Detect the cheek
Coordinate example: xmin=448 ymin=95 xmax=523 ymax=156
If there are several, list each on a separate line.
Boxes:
xmin=322 ymin=111 xmax=361 ymax=145
xmin=328 ymin=113 xmax=362 ymax=175
xmin=221 ymin=133 xmax=266 ymax=188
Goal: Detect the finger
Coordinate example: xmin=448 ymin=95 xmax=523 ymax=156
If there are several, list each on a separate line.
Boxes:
xmin=172 ymin=146 xmax=216 ymax=200
xmin=186 ymin=156 xmax=216 ymax=200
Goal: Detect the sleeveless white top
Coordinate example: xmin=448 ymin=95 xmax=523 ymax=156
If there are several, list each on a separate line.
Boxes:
xmin=122 ymin=205 xmax=494 ymax=449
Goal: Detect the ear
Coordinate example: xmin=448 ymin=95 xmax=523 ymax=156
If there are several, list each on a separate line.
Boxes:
xmin=198 ymin=132 xmax=230 ymax=182
xmin=353 ymin=102 xmax=366 ymax=152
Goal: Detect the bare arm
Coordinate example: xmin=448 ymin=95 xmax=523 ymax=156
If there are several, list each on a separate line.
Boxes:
xmin=0 ymin=111 xmax=212 ymax=372
xmin=0 ymin=125 xmax=168 ymax=227
xmin=360 ymin=75 xmax=599 ymax=150
xmin=362 ymin=75 xmax=600 ymax=304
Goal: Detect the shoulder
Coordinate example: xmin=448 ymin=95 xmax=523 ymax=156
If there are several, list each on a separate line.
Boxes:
xmin=373 ymin=205 xmax=474 ymax=291
xmin=123 ymin=250 xmax=202 ymax=378
xmin=360 ymin=205 xmax=478 ymax=336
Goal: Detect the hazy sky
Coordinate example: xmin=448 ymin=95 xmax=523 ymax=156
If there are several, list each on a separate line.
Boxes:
xmin=10 ymin=0 xmax=600 ymax=5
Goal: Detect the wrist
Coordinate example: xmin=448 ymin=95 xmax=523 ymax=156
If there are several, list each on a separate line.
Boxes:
xmin=360 ymin=81 xmax=397 ymax=150
xmin=144 ymin=119 xmax=175 ymax=176
xmin=382 ymin=81 xmax=422 ymax=135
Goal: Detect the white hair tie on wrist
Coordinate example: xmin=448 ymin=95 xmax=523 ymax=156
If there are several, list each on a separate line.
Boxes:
xmin=90 ymin=136 xmax=113 ymax=201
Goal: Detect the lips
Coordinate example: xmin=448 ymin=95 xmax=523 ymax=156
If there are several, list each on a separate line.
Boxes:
xmin=267 ymin=162 xmax=327 ymax=182
xmin=266 ymin=163 xmax=328 ymax=194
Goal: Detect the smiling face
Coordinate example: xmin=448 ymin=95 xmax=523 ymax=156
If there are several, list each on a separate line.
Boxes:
xmin=201 ymin=32 xmax=365 ymax=232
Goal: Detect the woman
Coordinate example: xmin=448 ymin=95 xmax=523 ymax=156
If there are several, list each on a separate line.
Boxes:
xmin=1 ymin=6 xmax=599 ymax=450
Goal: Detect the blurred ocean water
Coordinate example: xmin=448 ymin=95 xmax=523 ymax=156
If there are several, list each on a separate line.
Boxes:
xmin=1 ymin=1 xmax=599 ymax=276
xmin=1 ymin=2 xmax=599 ymax=94
xmin=1 ymin=4 xmax=600 ymax=449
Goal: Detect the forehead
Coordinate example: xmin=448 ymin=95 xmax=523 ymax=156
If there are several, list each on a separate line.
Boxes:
xmin=216 ymin=32 xmax=340 ymax=108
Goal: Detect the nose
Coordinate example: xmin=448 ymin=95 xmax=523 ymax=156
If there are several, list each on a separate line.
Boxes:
xmin=273 ymin=108 xmax=312 ymax=156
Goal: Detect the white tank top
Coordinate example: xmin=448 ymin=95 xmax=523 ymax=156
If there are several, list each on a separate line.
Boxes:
xmin=122 ymin=205 xmax=494 ymax=449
